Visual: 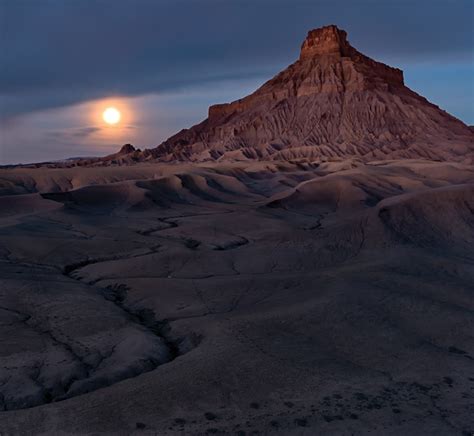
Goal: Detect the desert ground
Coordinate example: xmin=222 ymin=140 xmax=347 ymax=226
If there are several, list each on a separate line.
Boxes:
xmin=0 ymin=158 xmax=473 ymax=435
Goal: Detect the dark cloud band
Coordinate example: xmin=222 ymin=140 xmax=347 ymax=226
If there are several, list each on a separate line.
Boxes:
xmin=1 ymin=0 xmax=472 ymax=119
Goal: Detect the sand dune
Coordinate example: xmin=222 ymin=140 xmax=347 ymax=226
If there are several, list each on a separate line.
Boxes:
xmin=0 ymin=158 xmax=473 ymax=434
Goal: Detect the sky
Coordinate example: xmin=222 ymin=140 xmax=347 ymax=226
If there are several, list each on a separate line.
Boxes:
xmin=1 ymin=0 xmax=473 ymax=164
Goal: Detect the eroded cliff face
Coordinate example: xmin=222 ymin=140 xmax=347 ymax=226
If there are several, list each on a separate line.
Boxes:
xmin=148 ymin=25 xmax=473 ymax=163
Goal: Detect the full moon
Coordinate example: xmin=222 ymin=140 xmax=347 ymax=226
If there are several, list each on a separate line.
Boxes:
xmin=103 ymin=107 xmax=121 ymax=125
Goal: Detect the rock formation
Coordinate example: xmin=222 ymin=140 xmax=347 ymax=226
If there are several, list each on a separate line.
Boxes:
xmin=117 ymin=144 xmax=137 ymax=155
xmin=146 ymin=25 xmax=473 ymax=163
xmin=60 ymin=143 xmax=143 ymax=168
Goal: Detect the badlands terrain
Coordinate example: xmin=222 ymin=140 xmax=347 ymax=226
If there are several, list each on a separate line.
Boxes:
xmin=1 ymin=159 xmax=474 ymax=435
xmin=1 ymin=25 xmax=474 ymax=435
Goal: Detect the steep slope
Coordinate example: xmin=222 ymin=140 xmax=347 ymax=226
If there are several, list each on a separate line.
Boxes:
xmin=148 ymin=25 xmax=473 ymax=163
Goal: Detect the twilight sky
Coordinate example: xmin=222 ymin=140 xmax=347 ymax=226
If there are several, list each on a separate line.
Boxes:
xmin=1 ymin=0 xmax=473 ymax=164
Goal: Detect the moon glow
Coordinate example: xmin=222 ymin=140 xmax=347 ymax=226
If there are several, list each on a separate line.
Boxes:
xmin=103 ymin=107 xmax=121 ymax=125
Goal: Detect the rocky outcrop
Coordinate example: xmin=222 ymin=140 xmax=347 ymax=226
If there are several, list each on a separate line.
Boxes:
xmin=58 ymin=144 xmax=144 ymax=168
xmin=146 ymin=25 xmax=473 ymax=163
xmin=117 ymin=144 xmax=137 ymax=155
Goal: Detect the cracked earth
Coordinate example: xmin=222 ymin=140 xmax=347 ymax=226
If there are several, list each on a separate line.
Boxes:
xmin=0 ymin=160 xmax=473 ymax=434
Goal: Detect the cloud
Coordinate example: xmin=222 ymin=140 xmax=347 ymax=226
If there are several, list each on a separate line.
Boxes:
xmin=71 ymin=127 xmax=102 ymax=138
xmin=49 ymin=124 xmax=136 ymax=140
xmin=1 ymin=0 xmax=472 ymax=119
xmin=47 ymin=126 xmax=102 ymax=140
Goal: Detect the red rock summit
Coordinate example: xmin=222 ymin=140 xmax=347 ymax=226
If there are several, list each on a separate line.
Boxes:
xmin=299 ymin=25 xmax=354 ymax=58
xmin=145 ymin=24 xmax=473 ymax=163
